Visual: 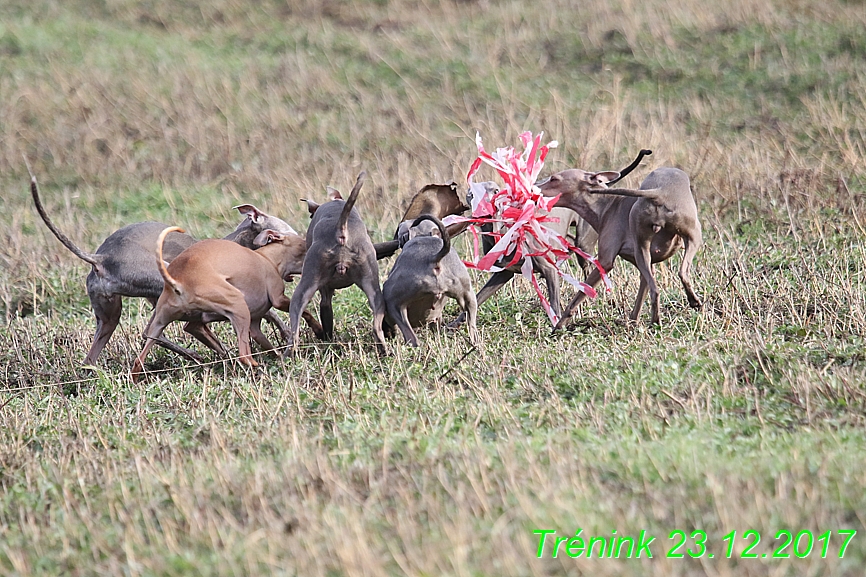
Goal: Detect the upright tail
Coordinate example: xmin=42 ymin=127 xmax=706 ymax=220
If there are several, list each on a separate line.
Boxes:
xmin=29 ymin=173 xmax=103 ymax=269
xmin=156 ymin=227 xmax=185 ymax=295
xmin=609 ymin=149 xmax=652 ymax=184
xmin=411 ymin=215 xmax=450 ymax=262
xmin=337 ymin=171 xmax=366 ymax=245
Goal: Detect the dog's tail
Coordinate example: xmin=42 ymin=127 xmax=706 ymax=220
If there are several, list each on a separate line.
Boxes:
xmin=411 ymin=215 xmax=451 ymax=263
xmin=29 ymin=173 xmax=104 ymax=270
xmin=609 ymin=149 xmax=652 ymax=185
xmin=156 ymin=226 xmax=185 ymax=295
xmin=590 ymin=186 xmax=662 ymax=201
xmin=337 ymin=171 xmax=366 ymax=246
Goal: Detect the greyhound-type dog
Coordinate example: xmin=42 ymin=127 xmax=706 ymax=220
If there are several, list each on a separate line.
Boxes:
xmin=288 ymin=171 xmax=387 ymax=353
xmin=383 ymin=215 xmax=479 ymax=346
xmin=131 ymin=226 xmax=308 ymax=381
xmin=537 ymin=165 xmax=702 ymax=327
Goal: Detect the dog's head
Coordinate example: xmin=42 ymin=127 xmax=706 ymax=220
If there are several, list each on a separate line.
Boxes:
xmin=536 ymin=169 xmax=620 ymax=197
xmin=227 ymin=204 xmax=297 ymax=249
xmin=253 ymin=229 xmax=308 ymax=281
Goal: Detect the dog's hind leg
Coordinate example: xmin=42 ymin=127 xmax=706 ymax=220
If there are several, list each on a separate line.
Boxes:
xmin=220 ymin=294 xmax=256 ymax=367
xmin=449 ymin=269 xmax=515 ymax=327
xmin=357 ymin=275 xmax=387 ymax=354
xmin=678 ymin=234 xmax=702 ymax=310
xmin=288 ymin=275 xmax=321 ymax=352
xmin=86 ymin=292 xmax=122 ymax=365
xmin=389 ymin=300 xmax=419 ymax=347
xmin=319 ymin=288 xmax=335 ymax=341
xmin=458 ymin=291 xmax=480 ymax=345
xmin=132 ymin=310 xmax=175 ymax=382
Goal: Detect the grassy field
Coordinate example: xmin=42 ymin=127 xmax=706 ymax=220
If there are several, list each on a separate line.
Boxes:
xmin=2 ymin=0 xmax=866 ymax=575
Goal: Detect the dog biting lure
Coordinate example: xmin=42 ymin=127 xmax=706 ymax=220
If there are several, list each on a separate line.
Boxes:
xmin=445 ymin=132 xmax=612 ymax=326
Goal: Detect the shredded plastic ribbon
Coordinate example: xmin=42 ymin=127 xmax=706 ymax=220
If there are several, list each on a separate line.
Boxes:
xmin=444 ymin=131 xmax=612 ymax=326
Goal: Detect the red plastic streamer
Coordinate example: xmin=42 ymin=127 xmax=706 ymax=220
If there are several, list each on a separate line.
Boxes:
xmin=445 ymin=132 xmax=612 ymax=326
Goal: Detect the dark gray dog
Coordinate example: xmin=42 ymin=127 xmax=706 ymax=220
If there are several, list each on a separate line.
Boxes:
xmin=383 ymin=215 xmax=479 ymax=347
xmin=31 ymin=175 xmax=321 ymax=364
xmin=288 ymin=171 xmax=387 ymax=353
xmin=538 ymin=165 xmax=702 ymax=327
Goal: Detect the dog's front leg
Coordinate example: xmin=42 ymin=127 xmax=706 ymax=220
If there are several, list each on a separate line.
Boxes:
xmin=631 ymin=241 xmax=659 ymax=324
xmin=533 ymin=257 xmax=562 ymax=318
xmin=183 ymin=321 xmax=229 ymax=357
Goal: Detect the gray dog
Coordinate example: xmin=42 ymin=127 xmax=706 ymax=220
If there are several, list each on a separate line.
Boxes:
xmin=383 ymin=215 xmax=479 ymax=347
xmin=288 ymin=171 xmax=387 ymax=353
xmin=538 ymin=165 xmax=702 ymax=327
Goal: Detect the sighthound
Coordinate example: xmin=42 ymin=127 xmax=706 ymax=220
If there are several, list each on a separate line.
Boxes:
xmin=132 ymin=226 xmax=308 ymax=382
xmin=538 ymin=166 xmax=703 ymax=327
xmin=383 ymin=215 xmax=479 ymax=347
xmin=288 ymin=171 xmax=388 ymax=353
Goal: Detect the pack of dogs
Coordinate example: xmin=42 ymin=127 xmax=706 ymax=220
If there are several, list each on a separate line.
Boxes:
xmin=28 ymin=149 xmax=704 ymax=381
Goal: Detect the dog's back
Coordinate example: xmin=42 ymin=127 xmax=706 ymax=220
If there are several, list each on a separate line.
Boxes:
xmin=93 ymin=222 xmax=195 ymax=299
xmin=383 ymin=216 xmax=478 ymax=344
xmin=162 ymin=239 xmax=285 ymax=320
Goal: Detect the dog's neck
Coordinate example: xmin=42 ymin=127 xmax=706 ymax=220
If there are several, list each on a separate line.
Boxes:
xmin=553 ymin=188 xmax=619 ymax=233
xmin=256 ymin=242 xmax=302 ymax=280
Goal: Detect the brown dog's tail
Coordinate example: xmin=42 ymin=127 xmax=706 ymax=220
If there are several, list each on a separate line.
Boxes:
xmin=337 ymin=171 xmax=366 ymax=245
xmin=411 ymin=215 xmax=451 ymax=263
xmin=156 ymin=226 xmax=185 ymax=295
xmin=29 ymin=174 xmax=104 ymax=269
xmin=609 ymin=149 xmax=652 ymax=185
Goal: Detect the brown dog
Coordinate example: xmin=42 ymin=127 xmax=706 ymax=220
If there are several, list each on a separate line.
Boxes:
xmin=537 ymin=166 xmax=702 ymax=327
xmin=131 ymin=226 xmax=308 ymax=381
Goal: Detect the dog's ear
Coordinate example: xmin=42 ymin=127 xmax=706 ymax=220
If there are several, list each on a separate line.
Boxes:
xmin=590 ymin=172 xmax=620 ymax=185
xmin=411 ymin=223 xmax=441 ymax=240
xmin=233 ymin=204 xmax=265 ymax=223
xmin=327 ymin=187 xmax=343 ymax=201
xmin=396 ymin=221 xmax=412 ymax=247
xmin=301 ymin=198 xmax=320 ymax=217
xmin=253 ymin=229 xmax=286 ymax=247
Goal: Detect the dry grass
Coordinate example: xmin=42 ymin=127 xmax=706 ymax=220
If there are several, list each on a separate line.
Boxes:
xmin=2 ymin=0 xmax=866 ymax=575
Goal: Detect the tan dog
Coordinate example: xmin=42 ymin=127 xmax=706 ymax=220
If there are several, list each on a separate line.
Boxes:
xmin=131 ymin=226 xmax=308 ymax=381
